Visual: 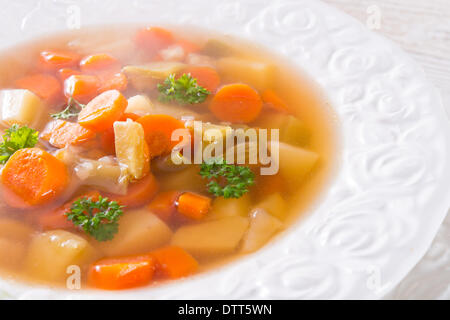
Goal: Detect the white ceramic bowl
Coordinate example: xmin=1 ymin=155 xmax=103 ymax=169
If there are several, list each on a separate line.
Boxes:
xmin=0 ymin=0 xmax=449 ymax=299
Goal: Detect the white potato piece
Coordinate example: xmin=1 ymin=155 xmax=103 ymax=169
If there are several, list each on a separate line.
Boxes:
xmin=270 ymin=142 xmax=319 ymax=188
xmin=0 ymin=89 xmax=43 ymax=128
xmin=158 ymin=166 xmax=206 ymax=193
xmin=126 ymin=95 xmax=154 ymax=116
xmin=241 ymin=209 xmax=283 ymax=253
xmin=97 ymin=209 xmax=172 ymax=256
xmin=207 ymin=194 xmax=251 ymax=220
xmin=114 ymin=119 xmax=148 ymax=180
xmin=253 ymin=193 xmax=288 ymax=220
xmin=25 ymin=230 xmax=98 ymax=282
xmin=0 ymin=238 xmax=27 ymax=269
xmin=123 ymin=62 xmax=185 ymax=91
xmin=152 ymin=101 xmax=200 ymax=119
xmin=0 ymin=218 xmax=34 ymax=242
xmin=74 ymin=158 xmax=128 ymax=195
xmin=171 ymin=216 xmax=249 ymax=258
xmin=216 ymin=57 xmax=275 ymax=91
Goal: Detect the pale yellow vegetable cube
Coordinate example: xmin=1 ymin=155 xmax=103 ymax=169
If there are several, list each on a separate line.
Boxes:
xmin=271 ymin=142 xmax=319 ymax=188
xmin=207 ymin=194 xmax=251 ymax=220
xmin=25 ymin=230 xmax=98 ymax=282
xmin=159 ymin=166 xmax=207 ymax=193
xmin=0 ymin=218 xmax=34 ymax=242
xmin=217 ymin=57 xmax=275 ymax=91
xmin=114 ymin=119 xmax=148 ymax=180
xmin=123 ymin=62 xmax=185 ymax=91
xmin=0 ymin=89 xmax=43 ymax=127
xmin=152 ymin=101 xmax=200 ymax=119
xmin=0 ymin=238 xmax=27 ymax=269
xmin=241 ymin=209 xmax=283 ymax=253
xmin=171 ymin=216 xmax=249 ymax=258
xmin=97 ymin=209 xmax=172 ymax=256
xmin=253 ymin=193 xmax=288 ymax=220
xmin=126 ymin=95 xmax=154 ymax=116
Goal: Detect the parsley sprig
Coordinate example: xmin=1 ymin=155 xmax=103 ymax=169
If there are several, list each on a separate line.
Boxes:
xmin=51 ymin=97 xmax=85 ymax=120
xmin=65 ymin=196 xmax=124 ymax=242
xmin=199 ymin=158 xmax=255 ymax=198
xmin=0 ymin=124 xmax=38 ymax=164
xmin=157 ymin=73 xmax=210 ymax=104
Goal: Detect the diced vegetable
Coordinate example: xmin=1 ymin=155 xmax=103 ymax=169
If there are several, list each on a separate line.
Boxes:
xmin=88 ymin=254 xmax=156 ymax=290
xmin=0 ymin=89 xmax=44 ymax=127
xmin=151 ymin=101 xmax=200 ymax=119
xmin=125 ymin=95 xmax=154 ymax=116
xmin=64 ymin=74 xmax=100 ymax=104
xmin=177 ymin=192 xmax=211 ymax=220
xmin=186 ymin=53 xmax=216 ymax=66
xmin=114 ymin=119 xmax=150 ymax=180
xmin=152 ymin=246 xmax=198 ymax=279
xmin=25 ymin=230 xmax=98 ymax=282
xmin=39 ymin=50 xmax=80 ymax=71
xmin=74 ymin=158 xmax=128 ymax=195
xmin=272 ymin=142 xmax=319 ymax=187
xmin=98 ymin=72 xmax=128 ymax=93
xmin=261 ymin=89 xmax=289 ymax=113
xmin=122 ymin=62 xmax=185 ymax=91
xmin=158 ymin=166 xmax=206 ymax=193
xmin=171 ymin=216 xmax=249 ymax=258
xmin=15 ymin=74 xmax=62 ymax=104
xmin=58 ymin=68 xmax=82 ymax=81
xmin=147 ymin=191 xmax=181 ymax=222
xmin=0 ymin=218 xmax=34 ymax=241
xmin=135 ymin=27 xmax=175 ymax=55
xmin=241 ymin=208 xmax=283 ymax=253
xmin=181 ymin=66 xmax=220 ymax=92
xmin=78 ymin=90 xmax=127 ymax=132
xmin=40 ymin=119 xmax=95 ymax=148
xmin=97 ymin=209 xmax=172 ymax=256
xmin=209 ymin=84 xmax=262 ymax=123
xmin=108 ymin=173 xmax=159 ymax=208
xmin=216 ymin=57 xmax=275 ymax=91
xmin=0 ymin=238 xmax=27 ymax=269
xmin=207 ymin=194 xmax=251 ymax=220
xmin=253 ymin=192 xmax=287 ymax=220
xmin=202 ymin=39 xmax=236 ymax=57
xmin=137 ymin=114 xmax=185 ymax=158
xmin=80 ymin=53 xmax=120 ymax=73
xmin=1 ymin=148 xmax=69 ymax=208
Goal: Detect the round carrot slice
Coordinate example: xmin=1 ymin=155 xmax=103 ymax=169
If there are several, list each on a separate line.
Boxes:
xmin=78 ymin=90 xmax=127 ymax=132
xmin=39 ymin=50 xmax=80 ymax=71
xmin=1 ymin=148 xmax=69 ymax=208
xmin=181 ymin=66 xmax=220 ymax=92
xmin=135 ymin=27 xmax=174 ymax=55
xmin=108 ymin=173 xmax=159 ymax=208
xmin=209 ymin=84 xmax=262 ymax=123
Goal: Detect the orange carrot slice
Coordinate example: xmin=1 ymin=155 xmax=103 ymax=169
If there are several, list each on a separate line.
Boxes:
xmin=15 ymin=74 xmax=62 ymax=104
xmin=147 ymin=191 xmax=182 ymax=223
xmin=88 ymin=254 xmax=156 ymax=290
xmin=137 ymin=114 xmax=185 ymax=158
xmin=1 ymin=148 xmax=69 ymax=208
xmin=177 ymin=192 xmax=211 ymax=220
xmin=40 ymin=119 xmax=95 ymax=149
xmin=182 ymin=66 xmax=220 ymax=92
xmin=64 ymin=74 xmax=100 ymax=104
xmin=261 ymin=89 xmax=289 ymax=113
xmin=209 ymin=84 xmax=262 ymax=123
xmin=98 ymin=72 xmax=128 ymax=93
xmin=39 ymin=50 xmax=80 ymax=71
xmin=135 ymin=27 xmax=175 ymax=55
xmin=80 ymin=53 xmax=120 ymax=73
xmin=58 ymin=68 xmax=82 ymax=81
xmin=100 ymin=112 xmax=141 ymax=154
xmin=152 ymin=246 xmax=198 ymax=279
xmin=109 ymin=173 xmax=159 ymax=208
xmin=78 ymin=90 xmax=127 ymax=132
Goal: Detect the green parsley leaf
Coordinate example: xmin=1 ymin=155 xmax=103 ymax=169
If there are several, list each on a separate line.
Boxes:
xmin=50 ymin=97 xmax=85 ymax=120
xmin=65 ymin=195 xmax=124 ymax=242
xmin=0 ymin=124 xmax=39 ymax=164
xmin=157 ymin=73 xmax=210 ymax=104
xmin=199 ymin=157 xmax=255 ymax=198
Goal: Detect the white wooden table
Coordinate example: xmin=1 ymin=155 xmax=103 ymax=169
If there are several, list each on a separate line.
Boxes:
xmin=324 ymin=0 xmax=450 ymax=300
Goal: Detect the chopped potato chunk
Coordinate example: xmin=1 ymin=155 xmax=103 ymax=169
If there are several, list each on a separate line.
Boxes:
xmin=97 ymin=209 xmax=172 ymax=256
xmin=271 ymin=142 xmax=319 ymax=188
xmin=216 ymin=57 xmax=275 ymax=91
xmin=0 ymin=218 xmax=34 ymax=242
xmin=123 ymin=62 xmax=185 ymax=91
xmin=253 ymin=193 xmax=288 ymax=220
xmin=158 ymin=166 xmax=206 ymax=193
xmin=74 ymin=158 xmax=128 ymax=195
xmin=171 ymin=216 xmax=249 ymax=258
xmin=25 ymin=230 xmax=99 ymax=282
xmin=114 ymin=119 xmax=149 ymax=180
xmin=207 ymin=194 xmax=251 ymax=220
xmin=0 ymin=238 xmax=27 ymax=269
xmin=126 ymin=95 xmax=154 ymax=116
xmin=0 ymin=89 xmax=44 ymax=128
xmin=241 ymin=209 xmax=283 ymax=253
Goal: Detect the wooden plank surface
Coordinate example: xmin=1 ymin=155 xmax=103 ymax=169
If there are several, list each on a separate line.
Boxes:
xmin=323 ymin=0 xmax=450 ymax=116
